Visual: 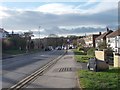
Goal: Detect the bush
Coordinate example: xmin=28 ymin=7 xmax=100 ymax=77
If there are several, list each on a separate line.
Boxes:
xmin=77 ymin=45 xmax=84 ymax=51
xmin=87 ymin=48 xmax=95 ymax=56
xmin=98 ymin=41 xmax=107 ymax=50
xmin=83 ymin=47 xmax=91 ymax=53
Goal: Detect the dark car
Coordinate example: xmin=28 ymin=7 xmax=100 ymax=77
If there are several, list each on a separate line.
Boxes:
xmin=44 ymin=47 xmax=50 ymax=51
xmin=69 ymin=47 xmax=72 ymax=49
xmin=87 ymin=58 xmax=109 ymax=72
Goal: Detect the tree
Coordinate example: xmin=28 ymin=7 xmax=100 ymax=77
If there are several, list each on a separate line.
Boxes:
xmin=48 ymin=34 xmax=58 ymax=38
xmin=21 ymin=31 xmax=34 ymax=51
xmin=72 ymin=39 xmax=77 ymax=46
xmin=87 ymin=47 xmax=95 ymax=56
xmin=97 ymin=41 xmax=107 ymax=50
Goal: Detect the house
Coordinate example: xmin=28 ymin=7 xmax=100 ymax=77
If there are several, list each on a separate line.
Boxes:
xmin=106 ymin=29 xmax=120 ymax=53
xmin=95 ymin=28 xmax=113 ymax=48
xmin=83 ymin=33 xmax=101 ymax=48
xmin=0 ymin=28 xmax=9 ymax=39
xmin=77 ymin=38 xmax=85 ymax=46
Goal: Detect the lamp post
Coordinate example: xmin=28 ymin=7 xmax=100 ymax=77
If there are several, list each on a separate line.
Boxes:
xmin=38 ymin=26 xmax=41 ymax=49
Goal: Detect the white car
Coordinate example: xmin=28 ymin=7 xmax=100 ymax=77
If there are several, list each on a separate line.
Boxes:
xmin=56 ymin=46 xmax=62 ymax=50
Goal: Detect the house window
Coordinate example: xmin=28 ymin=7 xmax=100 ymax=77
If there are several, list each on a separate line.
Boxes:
xmin=108 ymin=39 xmax=110 ymax=42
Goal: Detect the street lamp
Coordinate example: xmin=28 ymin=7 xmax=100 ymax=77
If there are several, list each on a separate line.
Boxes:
xmin=38 ymin=26 xmax=41 ymax=49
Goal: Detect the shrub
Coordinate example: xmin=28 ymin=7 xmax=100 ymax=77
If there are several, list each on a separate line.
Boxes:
xmin=87 ymin=48 xmax=95 ymax=56
xmin=98 ymin=41 xmax=107 ymax=50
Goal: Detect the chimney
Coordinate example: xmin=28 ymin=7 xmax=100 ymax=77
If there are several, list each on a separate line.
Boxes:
xmin=99 ymin=32 xmax=101 ymax=35
xmin=107 ymin=27 xmax=109 ymax=32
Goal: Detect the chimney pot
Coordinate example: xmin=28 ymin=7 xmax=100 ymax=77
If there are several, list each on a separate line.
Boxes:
xmin=107 ymin=27 xmax=109 ymax=32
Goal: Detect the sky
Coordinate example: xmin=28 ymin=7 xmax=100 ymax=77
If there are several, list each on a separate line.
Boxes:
xmin=0 ymin=0 xmax=119 ymax=38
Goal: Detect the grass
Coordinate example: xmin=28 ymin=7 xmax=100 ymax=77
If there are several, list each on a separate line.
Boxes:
xmin=78 ymin=68 xmax=120 ymax=89
xmin=73 ymin=49 xmax=94 ymax=63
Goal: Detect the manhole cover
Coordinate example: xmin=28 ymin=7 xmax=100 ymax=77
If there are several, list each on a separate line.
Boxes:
xmin=64 ymin=56 xmax=73 ymax=59
xmin=53 ymin=67 xmax=76 ymax=72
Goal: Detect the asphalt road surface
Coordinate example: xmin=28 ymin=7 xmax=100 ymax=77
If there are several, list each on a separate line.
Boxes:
xmin=2 ymin=50 xmax=64 ymax=88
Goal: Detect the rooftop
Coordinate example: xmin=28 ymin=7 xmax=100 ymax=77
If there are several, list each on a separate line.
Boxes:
xmin=106 ymin=29 xmax=120 ymax=38
xmin=0 ymin=28 xmax=9 ymax=33
xmin=96 ymin=30 xmax=113 ymax=40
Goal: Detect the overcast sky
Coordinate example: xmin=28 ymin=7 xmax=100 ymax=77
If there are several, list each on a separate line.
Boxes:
xmin=0 ymin=0 xmax=119 ymax=38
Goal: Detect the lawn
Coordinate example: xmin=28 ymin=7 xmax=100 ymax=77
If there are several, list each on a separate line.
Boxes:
xmin=73 ymin=49 xmax=94 ymax=63
xmin=78 ymin=68 xmax=120 ymax=89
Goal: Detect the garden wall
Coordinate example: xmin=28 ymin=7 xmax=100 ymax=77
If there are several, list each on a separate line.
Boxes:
xmin=114 ymin=53 xmax=120 ymax=67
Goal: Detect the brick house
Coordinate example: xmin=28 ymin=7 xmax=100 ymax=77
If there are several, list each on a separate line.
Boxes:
xmin=95 ymin=28 xmax=113 ymax=48
xmin=0 ymin=28 xmax=9 ymax=39
xmin=106 ymin=29 xmax=120 ymax=53
xmin=83 ymin=33 xmax=101 ymax=48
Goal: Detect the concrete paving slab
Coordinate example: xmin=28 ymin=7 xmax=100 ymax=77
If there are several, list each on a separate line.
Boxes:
xmin=26 ymin=50 xmax=78 ymax=88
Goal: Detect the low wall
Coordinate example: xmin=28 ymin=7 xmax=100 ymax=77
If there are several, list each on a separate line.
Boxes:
xmin=114 ymin=53 xmax=120 ymax=67
xmin=95 ymin=50 xmax=107 ymax=61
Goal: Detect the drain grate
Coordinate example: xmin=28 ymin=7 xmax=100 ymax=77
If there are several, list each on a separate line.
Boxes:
xmin=53 ymin=67 xmax=76 ymax=72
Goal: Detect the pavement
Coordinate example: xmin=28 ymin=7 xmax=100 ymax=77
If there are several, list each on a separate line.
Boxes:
xmin=25 ymin=50 xmax=79 ymax=89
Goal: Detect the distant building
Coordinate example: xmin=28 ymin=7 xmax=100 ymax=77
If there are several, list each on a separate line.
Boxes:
xmin=106 ymin=29 xmax=120 ymax=53
xmin=77 ymin=38 xmax=85 ymax=46
xmin=8 ymin=34 xmax=20 ymax=38
xmin=0 ymin=28 xmax=9 ymax=39
xmin=95 ymin=28 xmax=113 ymax=48
xmin=83 ymin=33 xmax=101 ymax=48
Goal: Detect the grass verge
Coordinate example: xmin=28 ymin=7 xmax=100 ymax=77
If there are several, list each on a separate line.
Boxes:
xmin=73 ymin=49 xmax=94 ymax=63
xmin=78 ymin=68 xmax=120 ymax=89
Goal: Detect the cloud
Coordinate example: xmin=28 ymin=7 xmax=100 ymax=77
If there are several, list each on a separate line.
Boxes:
xmin=1 ymin=8 xmax=117 ymax=30
xmin=36 ymin=3 xmax=76 ymax=15
xmin=33 ymin=26 xmax=108 ymax=37
xmin=1 ymin=6 xmax=117 ymax=29
xmin=35 ymin=1 xmax=118 ymax=15
xmin=0 ymin=1 xmax=118 ymax=37
xmin=0 ymin=6 xmax=10 ymax=18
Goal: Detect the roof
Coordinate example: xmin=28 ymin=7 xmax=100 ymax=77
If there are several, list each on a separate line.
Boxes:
xmin=106 ymin=29 xmax=120 ymax=38
xmin=0 ymin=28 xmax=3 ymax=33
xmin=0 ymin=28 xmax=9 ymax=33
xmin=96 ymin=30 xmax=113 ymax=40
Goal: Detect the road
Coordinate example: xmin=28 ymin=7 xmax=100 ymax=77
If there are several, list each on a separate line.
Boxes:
xmin=2 ymin=50 xmax=65 ymax=88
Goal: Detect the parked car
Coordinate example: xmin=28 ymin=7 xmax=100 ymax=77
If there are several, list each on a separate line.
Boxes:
xmin=44 ymin=46 xmax=53 ymax=51
xmin=87 ymin=58 xmax=109 ymax=72
xmin=69 ymin=46 xmax=72 ymax=49
xmin=44 ymin=47 xmax=51 ymax=51
xmin=62 ymin=46 xmax=67 ymax=50
xmin=48 ymin=46 xmax=54 ymax=50
xmin=56 ymin=46 xmax=62 ymax=50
